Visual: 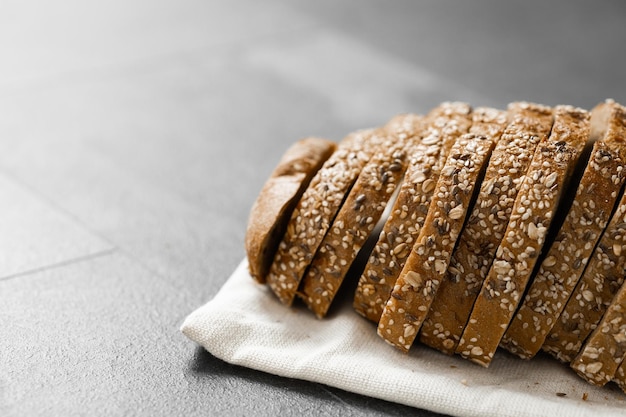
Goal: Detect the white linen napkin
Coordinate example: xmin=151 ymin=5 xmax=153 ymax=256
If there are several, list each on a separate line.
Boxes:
xmin=181 ymin=260 xmax=626 ymax=417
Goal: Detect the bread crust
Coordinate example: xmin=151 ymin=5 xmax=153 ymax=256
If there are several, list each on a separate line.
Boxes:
xmin=266 ymin=129 xmax=381 ymax=305
xmin=571 ymin=281 xmax=626 ymax=386
xmin=543 ymin=191 xmax=626 ymax=362
xmin=501 ymin=101 xmax=626 ymax=359
xmin=246 ymin=138 xmax=336 ymax=283
xmin=378 ymin=131 xmax=496 ymax=352
xmin=353 ymin=103 xmax=472 ymax=323
xmin=457 ymin=105 xmax=590 ymax=367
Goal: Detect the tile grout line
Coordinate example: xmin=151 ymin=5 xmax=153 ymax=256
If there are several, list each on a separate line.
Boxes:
xmin=0 ymin=167 xmax=122 ymax=246
xmin=0 ymin=168 xmax=184 ymax=289
xmin=0 ymin=247 xmax=118 ymax=282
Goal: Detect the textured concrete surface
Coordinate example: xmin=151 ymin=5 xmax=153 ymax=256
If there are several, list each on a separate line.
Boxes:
xmin=2 ymin=1 xmax=626 ymax=416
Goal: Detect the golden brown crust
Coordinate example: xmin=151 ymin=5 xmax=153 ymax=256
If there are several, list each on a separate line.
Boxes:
xmin=352 ymin=103 xmax=472 ymax=323
xmin=245 ymin=138 xmax=337 ymax=283
xmin=456 ymin=105 xmax=590 ymax=367
xmin=501 ymin=101 xmax=626 ymax=359
xmin=378 ymin=132 xmax=496 ymax=352
xmin=571 ymin=281 xmax=626 ymax=386
xmin=266 ymin=129 xmax=381 ymax=305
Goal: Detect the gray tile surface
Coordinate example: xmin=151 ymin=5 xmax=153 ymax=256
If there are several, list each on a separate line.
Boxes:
xmin=0 ymin=173 xmax=111 ymax=280
xmin=2 ymin=0 xmax=626 ymax=416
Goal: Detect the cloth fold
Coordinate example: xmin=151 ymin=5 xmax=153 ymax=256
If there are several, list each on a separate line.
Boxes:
xmin=181 ymin=260 xmax=625 ymax=417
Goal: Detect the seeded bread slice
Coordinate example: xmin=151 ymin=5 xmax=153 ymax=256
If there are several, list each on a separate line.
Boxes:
xmin=501 ymin=100 xmax=626 ymax=359
xmin=456 ymin=105 xmax=590 ymax=367
xmin=543 ymin=192 xmax=626 ymax=362
xmin=382 ymin=113 xmax=426 ymax=141
xmin=613 ymin=350 xmax=626 ymax=393
xmin=245 ymin=137 xmax=337 ymax=283
xmin=418 ymin=106 xmax=526 ymax=354
xmin=266 ymin=129 xmax=381 ymax=305
xmin=377 ymin=132 xmax=496 ymax=352
xmin=299 ymin=124 xmax=412 ymax=318
xmin=432 ymin=103 xmax=476 ymax=175
xmin=353 ymin=103 xmax=473 ymax=323
xmin=571 ymin=280 xmax=626 ymax=386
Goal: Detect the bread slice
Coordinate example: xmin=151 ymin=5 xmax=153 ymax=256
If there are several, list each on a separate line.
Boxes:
xmin=266 ymin=129 xmax=381 ymax=305
xmin=382 ymin=113 xmax=427 ymax=140
xmin=299 ymin=121 xmax=413 ymax=318
xmin=543 ymin=191 xmax=626 ymax=362
xmin=571 ymin=280 xmax=626 ymax=386
xmin=501 ymin=100 xmax=626 ymax=359
xmin=419 ymin=103 xmax=551 ymax=354
xmin=613 ymin=350 xmax=626 ymax=393
xmin=431 ymin=103 xmax=476 ymax=177
xmin=378 ymin=131 xmax=496 ymax=352
xmin=246 ymin=137 xmax=337 ymax=283
xmin=456 ymin=105 xmax=590 ymax=367
xmin=353 ymin=103 xmax=473 ymax=323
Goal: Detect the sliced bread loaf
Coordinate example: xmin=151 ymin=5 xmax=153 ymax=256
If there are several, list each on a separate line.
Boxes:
xmin=419 ymin=103 xmax=550 ymax=354
xmin=502 ymin=100 xmax=626 ymax=359
xmin=353 ymin=103 xmax=472 ymax=322
xmin=457 ymin=105 xmax=590 ymax=367
xmin=378 ymin=131 xmax=496 ymax=352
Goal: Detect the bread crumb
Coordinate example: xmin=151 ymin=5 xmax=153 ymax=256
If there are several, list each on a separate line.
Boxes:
xmin=582 ymin=392 xmax=589 ymax=401
xmin=461 ymin=379 xmax=468 ymax=386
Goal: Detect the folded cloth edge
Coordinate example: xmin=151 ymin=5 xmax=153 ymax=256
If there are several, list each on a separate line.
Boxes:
xmin=181 ymin=259 xmax=625 ymax=417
